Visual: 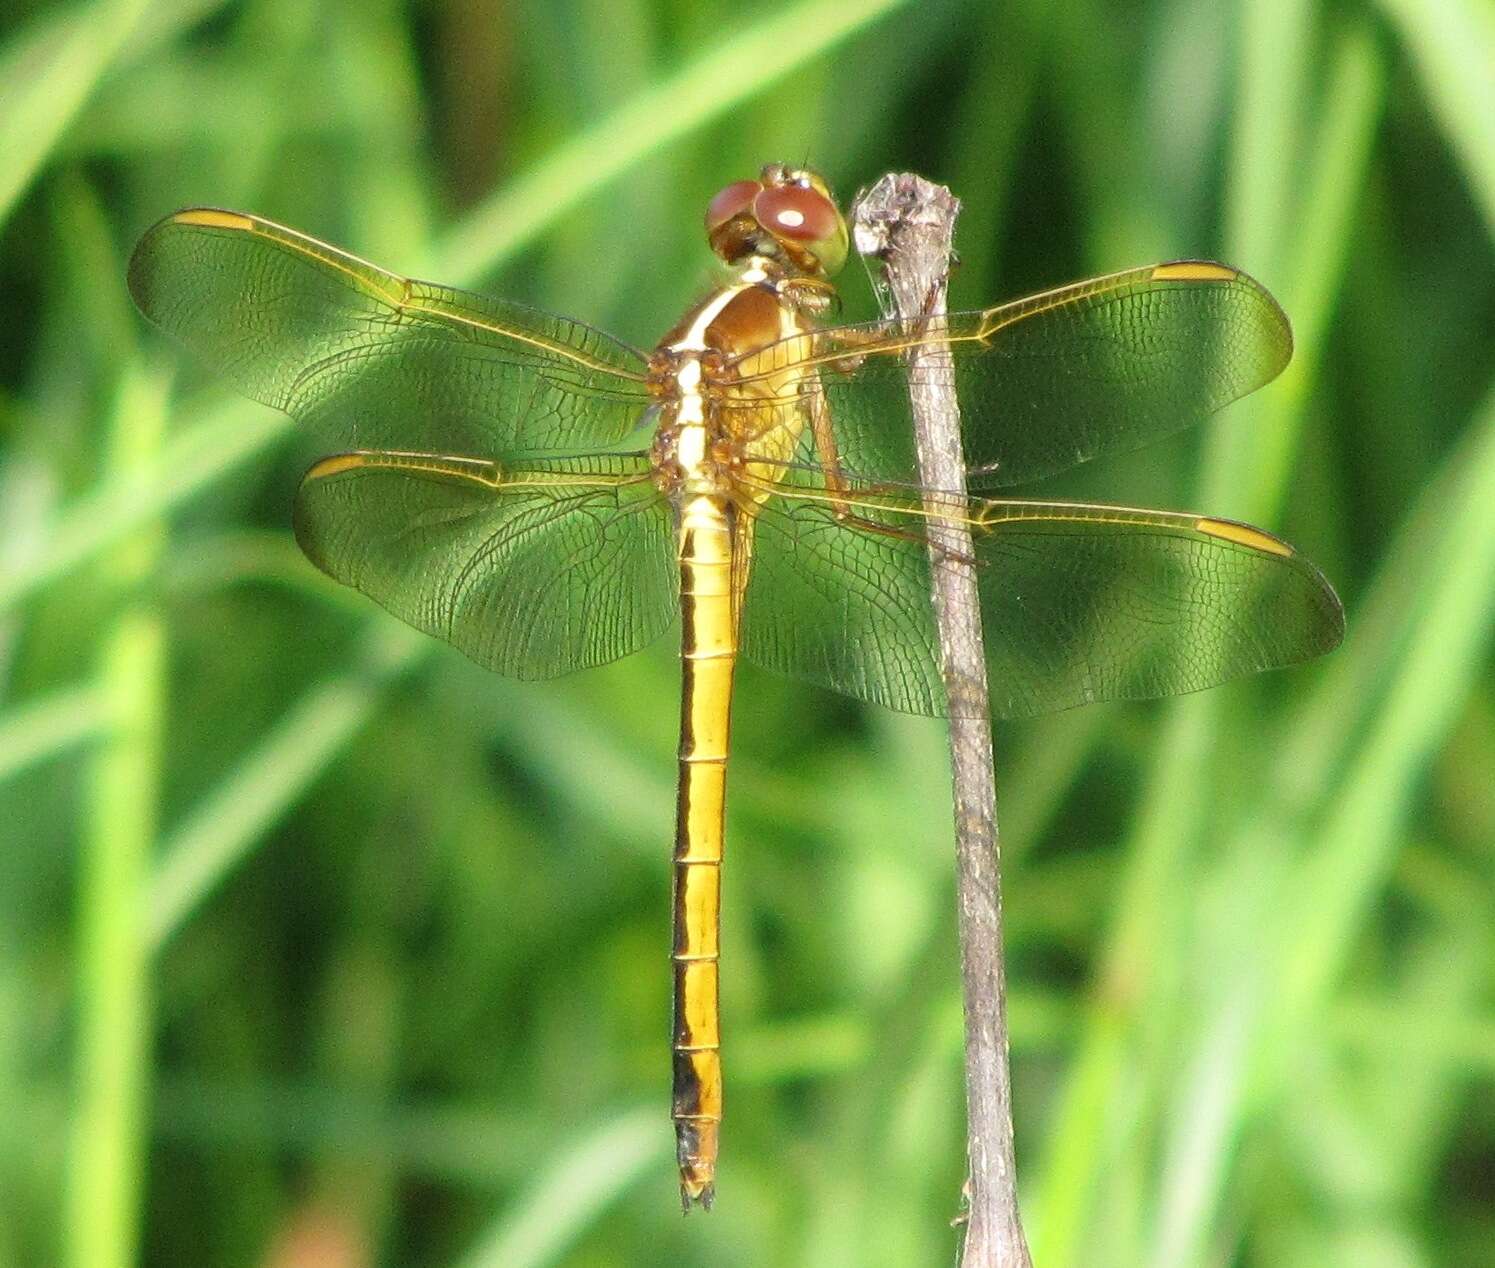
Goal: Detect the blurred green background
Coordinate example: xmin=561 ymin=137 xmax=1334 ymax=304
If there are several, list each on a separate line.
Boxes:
xmin=1 ymin=0 xmax=1491 ymax=1265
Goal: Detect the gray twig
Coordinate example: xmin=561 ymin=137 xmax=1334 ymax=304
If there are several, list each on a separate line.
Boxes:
xmin=851 ymin=173 xmax=1031 ymax=1268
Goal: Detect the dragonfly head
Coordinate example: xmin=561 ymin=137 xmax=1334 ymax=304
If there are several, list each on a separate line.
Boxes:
xmin=704 ymin=164 xmax=849 ymax=279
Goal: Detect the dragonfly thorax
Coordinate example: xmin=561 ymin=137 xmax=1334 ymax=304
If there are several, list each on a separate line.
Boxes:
xmin=648 ymin=403 xmax=745 ymax=501
xmin=645 ymin=276 xmax=814 ymax=503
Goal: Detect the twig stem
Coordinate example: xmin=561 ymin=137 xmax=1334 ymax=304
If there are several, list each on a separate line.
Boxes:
xmin=851 ymin=173 xmax=1031 ymax=1267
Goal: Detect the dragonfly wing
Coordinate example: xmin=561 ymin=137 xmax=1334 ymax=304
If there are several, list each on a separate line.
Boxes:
xmin=294 ymin=451 xmax=676 ymax=678
xmin=739 ymin=493 xmax=1342 ymax=718
xmin=732 ymin=262 xmax=1292 ymax=488
xmin=128 ymin=209 xmax=652 ymax=457
xmin=969 ymin=501 xmax=1343 ymax=717
xmin=740 ymin=497 xmax=944 ymax=715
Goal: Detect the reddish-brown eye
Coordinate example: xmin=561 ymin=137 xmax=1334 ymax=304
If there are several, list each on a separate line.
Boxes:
xmin=705 ymin=180 xmax=762 ymax=232
xmin=751 ymin=184 xmax=839 ymax=242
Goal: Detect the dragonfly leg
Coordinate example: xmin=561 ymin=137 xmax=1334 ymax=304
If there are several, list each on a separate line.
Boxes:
xmin=804 ymin=378 xmax=860 ymax=523
xmin=799 ymin=388 xmax=977 ymax=564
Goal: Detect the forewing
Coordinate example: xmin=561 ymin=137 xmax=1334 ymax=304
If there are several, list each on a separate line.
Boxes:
xmin=294 ymin=451 xmax=676 ymax=678
xmin=128 ymin=209 xmax=652 ymax=457
xmin=731 ymin=262 xmax=1292 ymax=488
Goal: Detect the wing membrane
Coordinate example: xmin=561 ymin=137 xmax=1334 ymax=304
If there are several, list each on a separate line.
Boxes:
xmin=969 ymin=501 xmax=1342 ymax=717
xmin=730 ymin=262 xmax=1292 ymax=489
xmin=128 ymin=209 xmax=652 ymax=457
xmin=741 ymin=495 xmax=944 ymax=714
xmin=740 ymin=491 xmax=1343 ymax=718
xmin=294 ymin=451 xmax=676 ymax=678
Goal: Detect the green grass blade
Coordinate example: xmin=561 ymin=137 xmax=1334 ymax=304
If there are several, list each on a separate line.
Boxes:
xmin=1260 ymin=396 xmax=1494 ymax=818
xmin=1031 ymin=11 xmax=1388 ymax=1262
xmin=429 ymin=0 xmax=908 ymax=284
xmin=0 ymin=0 xmax=151 ymax=231
xmin=64 ymin=361 xmax=168 ymax=1268
xmin=146 ymin=620 xmax=424 ymax=951
xmin=1279 ymin=379 xmax=1495 ymax=1022
xmin=452 ymin=1108 xmax=667 ymax=1268
xmin=1221 ymin=0 xmax=1312 ymax=281
xmin=0 ymin=685 xmax=106 ymax=782
xmin=1378 ymin=0 xmax=1495 ymax=237
xmin=66 ymin=611 xmax=160 ymax=1268
xmin=1233 ymin=18 xmax=1387 ymax=524
xmin=0 ymin=400 xmax=286 ymax=616
xmin=1149 ymin=377 xmax=1495 ymax=1263
xmin=1333 ymin=994 xmax=1495 ymax=1075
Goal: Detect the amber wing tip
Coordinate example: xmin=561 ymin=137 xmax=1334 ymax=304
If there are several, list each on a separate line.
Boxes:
xmin=168 ymin=208 xmax=256 ymax=231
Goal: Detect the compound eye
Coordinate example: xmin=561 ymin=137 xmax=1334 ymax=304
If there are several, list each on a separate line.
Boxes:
xmin=752 ymin=184 xmax=840 ymax=242
xmin=705 ymin=180 xmax=763 ymax=232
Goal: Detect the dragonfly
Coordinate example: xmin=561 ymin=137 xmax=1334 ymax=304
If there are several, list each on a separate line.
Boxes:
xmin=128 ymin=163 xmax=1343 ymax=1210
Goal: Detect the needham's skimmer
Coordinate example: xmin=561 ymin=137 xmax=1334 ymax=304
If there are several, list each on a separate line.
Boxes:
xmin=128 ymin=163 xmax=1343 ymax=1209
